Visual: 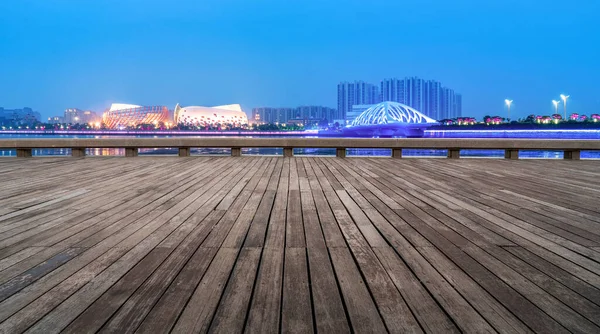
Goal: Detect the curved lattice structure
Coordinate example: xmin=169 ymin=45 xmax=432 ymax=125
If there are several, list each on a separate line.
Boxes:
xmin=102 ymin=104 xmax=169 ymax=129
xmin=351 ymin=101 xmax=437 ymax=126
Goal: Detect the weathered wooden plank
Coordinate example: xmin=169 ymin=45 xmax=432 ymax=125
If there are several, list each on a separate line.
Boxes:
xmin=244 ymin=248 xmax=284 ymax=333
xmin=281 ymin=247 xmax=314 ymax=333
xmin=297 ymin=159 xmax=327 ymax=249
xmin=373 ymin=247 xmax=461 ymax=333
xmin=0 ymin=247 xmax=46 ymax=272
xmin=302 ymin=158 xmax=347 ymax=248
xmin=306 ymin=247 xmax=350 ymax=333
xmin=62 ymin=247 xmax=173 ymax=332
xmin=220 ymin=157 xmax=277 ymax=248
xmin=209 ymin=247 xmax=262 ymax=333
xmin=0 ymin=248 xmax=83 ymax=302
xmin=133 ymin=246 xmax=219 ymax=333
xmin=171 ymin=247 xmax=239 ymax=333
xmin=505 ymin=246 xmax=600 ymax=310
xmin=243 ymin=159 xmax=283 ymax=247
xmin=264 ymin=158 xmax=289 ymax=249
xmin=328 ymin=247 xmax=387 ymax=333
xmin=286 ymin=158 xmax=305 ymax=248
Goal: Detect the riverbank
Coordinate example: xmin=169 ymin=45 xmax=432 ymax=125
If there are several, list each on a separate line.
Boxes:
xmin=0 ymin=129 xmax=318 ymax=136
xmin=2 ymin=126 xmax=600 ymax=137
xmin=431 ymin=122 xmax=600 ymax=130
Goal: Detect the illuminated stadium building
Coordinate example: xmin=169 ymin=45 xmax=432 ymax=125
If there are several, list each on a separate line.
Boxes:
xmin=342 ymin=101 xmax=437 ymax=137
xmin=174 ymin=104 xmax=248 ymax=126
xmin=102 ymin=103 xmax=169 ymax=129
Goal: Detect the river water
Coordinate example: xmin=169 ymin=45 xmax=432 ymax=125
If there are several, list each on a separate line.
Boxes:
xmin=1 ymin=130 xmax=599 ymax=159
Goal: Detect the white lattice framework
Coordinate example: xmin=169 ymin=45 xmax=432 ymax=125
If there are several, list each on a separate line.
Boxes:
xmin=351 ymin=101 xmax=437 ymax=126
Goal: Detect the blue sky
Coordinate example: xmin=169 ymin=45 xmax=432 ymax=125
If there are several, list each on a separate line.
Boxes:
xmin=1 ymin=0 xmax=598 ymax=119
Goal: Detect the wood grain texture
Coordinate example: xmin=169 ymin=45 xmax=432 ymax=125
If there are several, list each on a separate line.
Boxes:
xmin=0 ymin=157 xmax=597 ymax=333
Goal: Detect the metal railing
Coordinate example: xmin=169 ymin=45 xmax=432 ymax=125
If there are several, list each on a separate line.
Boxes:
xmin=1 ymin=138 xmax=599 ymax=159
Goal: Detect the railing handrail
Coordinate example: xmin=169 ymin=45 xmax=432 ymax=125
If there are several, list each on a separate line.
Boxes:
xmin=2 ymin=138 xmax=598 ymax=159
xmin=1 ymin=137 xmax=600 ymax=150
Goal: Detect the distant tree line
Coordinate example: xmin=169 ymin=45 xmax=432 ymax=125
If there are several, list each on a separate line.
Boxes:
xmin=434 ymin=113 xmax=600 ymax=129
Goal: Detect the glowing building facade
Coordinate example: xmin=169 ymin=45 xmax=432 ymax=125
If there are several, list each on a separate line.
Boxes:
xmin=102 ymin=104 xmax=169 ymax=129
xmin=174 ymin=104 xmax=248 ymax=127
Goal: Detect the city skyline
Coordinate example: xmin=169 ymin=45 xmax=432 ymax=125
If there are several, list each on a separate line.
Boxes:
xmin=3 ymin=87 xmax=596 ymax=125
xmin=1 ymin=1 xmax=598 ymax=120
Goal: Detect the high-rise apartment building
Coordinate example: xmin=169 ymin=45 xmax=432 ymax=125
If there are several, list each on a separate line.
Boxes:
xmin=337 ymin=81 xmax=379 ymax=120
xmin=441 ymin=87 xmax=457 ymax=119
xmin=424 ymin=80 xmax=442 ymax=120
xmin=380 ymin=77 xmax=461 ymax=120
xmin=455 ymin=94 xmax=462 ymax=118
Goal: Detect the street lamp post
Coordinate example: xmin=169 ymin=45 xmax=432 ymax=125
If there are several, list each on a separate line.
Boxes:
xmin=560 ymin=94 xmax=570 ymax=119
xmin=505 ymin=99 xmax=513 ymax=122
xmin=552 ymin=100 xmax=560 ymax=115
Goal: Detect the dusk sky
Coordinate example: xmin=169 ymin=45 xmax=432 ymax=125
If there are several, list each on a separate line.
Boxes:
xmin=1 ymin=0 xmax=598 ymax=119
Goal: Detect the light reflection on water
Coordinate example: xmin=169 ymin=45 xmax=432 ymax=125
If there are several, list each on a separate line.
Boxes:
xmin=0 ymin=132 xmax=599 ymax=159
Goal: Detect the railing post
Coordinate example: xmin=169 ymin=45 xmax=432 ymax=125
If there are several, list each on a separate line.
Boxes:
xmin=564 ymin=150 xmax=581 ymax=160
xmin=336 ymin=148 xmax=346 ymax=158
xmin=392 ymin=148 xmax=402 ymax=159
xmin=447 ymin=149 xmax=460 ymax=159
xmin=504 ymin=149 xmax=519 ymax=160
xmin=125 ymin=148 xmax=138 ymax=157
xmin=16 ymin=148 xmax=32 ymax=158
xmin=283 ymin=147 xmax=293 ymax=157
xmin=71 ymin=148 xmax=86 ymax=157
xmin=231 ymin=147 xmax=242 ymax=157
xmin=178 ymin=147 xmax=190 ymax=157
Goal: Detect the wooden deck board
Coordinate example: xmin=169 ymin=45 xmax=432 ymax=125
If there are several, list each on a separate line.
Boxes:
xmin=0 ymin=157 xmax=598 ymax=333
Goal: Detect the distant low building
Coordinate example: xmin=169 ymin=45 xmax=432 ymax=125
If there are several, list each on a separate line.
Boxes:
xmin=252 ymin=105 xmax=336 ymax=124
xmin=80 ymin=110 xmax=100 ymax=124
xmin=48 ymin=116 xmax=64 ymax=124
xmin=346 ymin=104 xmax=374 ymax=124
xmin=286 ymin=119 xmax=306 ymax=126
xmin=64 ymin=108 xmax=83 ymax=123
xmin=251 ymin=107 xmax=294 ymax=124
xmin=63 ymin=108 xmax=100 ymax=124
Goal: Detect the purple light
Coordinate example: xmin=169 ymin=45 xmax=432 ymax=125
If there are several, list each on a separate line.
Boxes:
xmin=426 ymin=129 xmax=600 ymax=133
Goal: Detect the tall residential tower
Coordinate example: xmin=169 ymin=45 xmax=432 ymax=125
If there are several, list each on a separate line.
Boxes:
xmin=380 ymin=77 xmax=461 ymax=120
xmin=337 ymin=81 xmax=379 ymax=121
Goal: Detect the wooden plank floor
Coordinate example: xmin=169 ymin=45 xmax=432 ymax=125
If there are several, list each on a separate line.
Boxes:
xmin=1 ymin=156 xmax=600 ymax=333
